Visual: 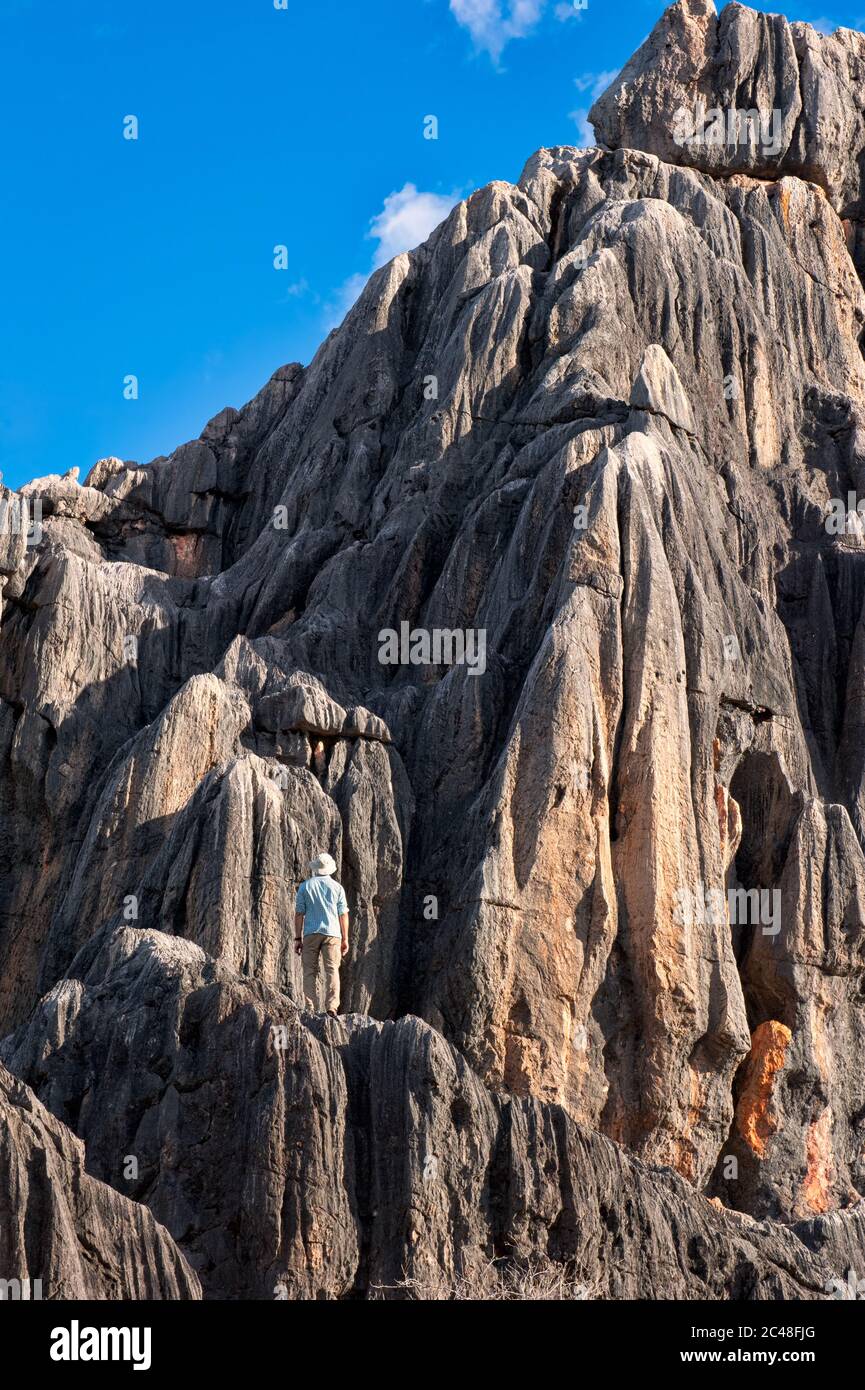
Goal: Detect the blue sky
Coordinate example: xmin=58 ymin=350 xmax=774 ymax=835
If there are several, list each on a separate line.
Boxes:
xmin=0 ymin=0 xmax=858 ymax=490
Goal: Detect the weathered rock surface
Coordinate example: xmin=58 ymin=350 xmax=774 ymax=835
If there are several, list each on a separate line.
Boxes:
xmin=3 ymin=0 xmax=865 ymax=1297
xmin=0 ymin=1060 xmax=200 ymax=1299
xmin=589 ymin=0 xmax=865 ymax=264
xmin=2 ymin=924 xmax=860 ymax=1300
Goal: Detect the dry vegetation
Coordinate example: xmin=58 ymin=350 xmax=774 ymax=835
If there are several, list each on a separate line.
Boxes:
xmin=373 ymin=1261 xmax=594 ymax=1301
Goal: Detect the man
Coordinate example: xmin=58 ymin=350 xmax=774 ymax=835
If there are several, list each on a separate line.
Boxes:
xmin=294 ymin=852 xmax=349 ymax=1017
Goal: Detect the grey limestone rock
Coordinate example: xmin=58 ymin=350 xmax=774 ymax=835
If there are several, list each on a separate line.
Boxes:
xmin=0 ymin=1059 xmax=200 ymax=1299
xmin=4 ymin=0 xmax=865 ymax=1299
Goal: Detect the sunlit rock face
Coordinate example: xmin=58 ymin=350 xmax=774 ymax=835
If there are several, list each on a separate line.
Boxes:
xmin=589 ymin=0 xmax=865 ymax=264
xmin=3 ymin=0 xmax=865 ymax=1298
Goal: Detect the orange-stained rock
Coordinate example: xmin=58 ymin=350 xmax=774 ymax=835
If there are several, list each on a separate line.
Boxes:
xmin=168 ymin=531 xmax=205 ymax=579
xmin=715 ymin=781 xmax=742 ymax=874
xmin=735 ymin=1022 xmax=792 ymax=1158
xmin=802 ymin=1107 xmax=834 ymax=1214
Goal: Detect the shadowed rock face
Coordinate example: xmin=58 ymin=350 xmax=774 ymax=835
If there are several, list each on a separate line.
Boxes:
xmin=1 ymin=925 xmax=861 ymax=1300
xmin=0 ymin=1060 xmax=200 ymax=1299
xmin=3 ymin=0 xmax=865 ymax=1298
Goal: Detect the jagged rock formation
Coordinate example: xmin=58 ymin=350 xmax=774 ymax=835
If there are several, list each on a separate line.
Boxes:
xmin=0 ymin=1060 xmax=200 ymax=1299
xmin=2 ymin=924 xmax=861 ymax=1300
xmin=589 ymin=0 xmax=865 ymax=269
xmin=2 ymin=0 xmax=865 ymax=1297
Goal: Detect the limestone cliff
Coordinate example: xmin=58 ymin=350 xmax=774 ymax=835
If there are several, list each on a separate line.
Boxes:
xmin=2 ymin=0 xmax=865 ymax=1299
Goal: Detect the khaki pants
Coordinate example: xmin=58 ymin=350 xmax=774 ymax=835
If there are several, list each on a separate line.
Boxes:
xmin=302 ymin=934 xmax=341 ymax=1013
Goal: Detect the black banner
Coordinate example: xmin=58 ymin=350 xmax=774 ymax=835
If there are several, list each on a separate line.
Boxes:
xmin=2 ymin=1298 xmax=859 ymax=1377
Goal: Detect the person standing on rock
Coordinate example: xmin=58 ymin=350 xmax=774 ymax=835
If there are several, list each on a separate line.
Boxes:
xmin=294 ymin=853 xmax=349 ymax=1017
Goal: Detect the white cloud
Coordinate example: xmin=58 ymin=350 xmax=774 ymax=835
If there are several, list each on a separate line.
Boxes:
xmin=449 ymin=0 xmax=546 ymax=62
xmin=568 ymin=108 xmax=594 ymax=145
xmin=808 ymin=16 xmax=836 ymax=33
xmin=327 ymin=184 xmax=459 ymax=327
xmin=554 ymin=1 xmax=587 ymax=21
xmin=569 ymin=69 xmax=620 ymax=146
xmin=367 ymin=184 xmax=458 ymax=268
xmin=574 ymin=68 xmax=620 ymax=99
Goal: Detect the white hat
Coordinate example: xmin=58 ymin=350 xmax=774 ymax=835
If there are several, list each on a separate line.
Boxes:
xmin=309 ymin=852 xmax=337 ymax=877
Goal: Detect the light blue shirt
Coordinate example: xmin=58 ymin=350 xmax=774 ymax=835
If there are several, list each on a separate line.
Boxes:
xmin=295 ymin=875 xmax=348 ymax=938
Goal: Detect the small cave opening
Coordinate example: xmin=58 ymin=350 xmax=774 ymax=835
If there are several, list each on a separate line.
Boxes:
xmin=705 ymin=746 xmax=804 ymax=1214
xmin=309 ymin=733 xmax=339 ymax=782
xmin=726 ymin=748 xmax=800 ymax=1034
